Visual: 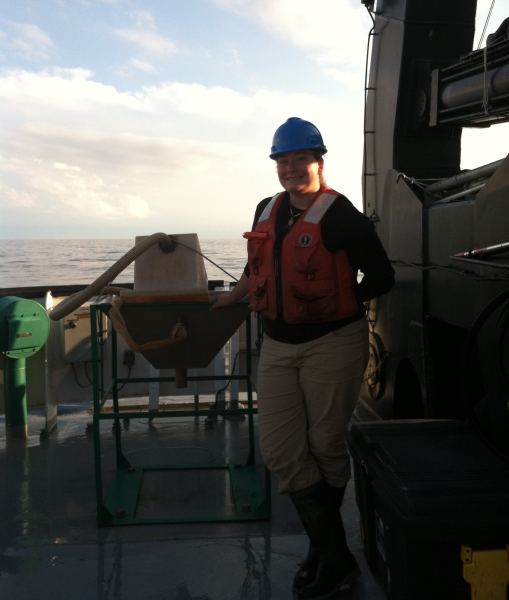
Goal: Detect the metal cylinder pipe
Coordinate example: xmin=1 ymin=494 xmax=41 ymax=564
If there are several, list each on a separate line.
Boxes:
xmin=441 ymin=64 xmax=509 ymax=108
xmin=434 ymin=183 xmax=485 ymax=204
xmin=427 ymin=159 xmax=503 ymax=193
xmin=4 ymin=357 xmax=28 ymax=439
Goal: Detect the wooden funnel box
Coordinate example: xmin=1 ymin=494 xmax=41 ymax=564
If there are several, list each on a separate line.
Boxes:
xmin=116 ymin=302 xmax=249 ymax=370
xmin=111 ymin=232 xmax=250 ymax=371
xmin=121 ymin=233 xmax=209 ymax=302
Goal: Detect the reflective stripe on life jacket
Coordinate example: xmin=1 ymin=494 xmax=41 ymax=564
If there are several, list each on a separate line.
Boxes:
xmin=243 ymin=188 xmax=358 ymax=324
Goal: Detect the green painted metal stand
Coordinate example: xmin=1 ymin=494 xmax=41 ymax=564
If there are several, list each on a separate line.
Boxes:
xmin=4 ymin=356 xmax=28 ymax=430
xmin=90 ymin=299 xmax=271 ymax=527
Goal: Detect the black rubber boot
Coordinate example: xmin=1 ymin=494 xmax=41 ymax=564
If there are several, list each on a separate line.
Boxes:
xmin=290 ymin=479 xmax=360 ymax=600
xmin=329 ymin=484 xmax=346 ymax=510
xmin=292 ymin=483 xmax=348 ymax=592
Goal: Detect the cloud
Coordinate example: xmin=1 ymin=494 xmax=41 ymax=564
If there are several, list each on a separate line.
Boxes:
xmin=146 ymin=82 xmax=254 ymax=121
xmin=113 ymin=11 xmax=176 ymax=57
xmin=113 ymin=29 xmax=177 ymax=56
xmin=322 ymin=68 xmax=364 ymax=91
xmin=8 ymin=66 xmax=506 ymax=236
xmin=130 ymin=58 xmax=159 ymax=73
xmin=0 ymin=68 xmax=367 ymax=237
xmin=0 ymin=20 xmax=55 ymax=61
xmin=116 ymin=29 xmax=161 ymax=77
xmin=228 ymin=48 xmax=241 ymax=65
xmin=127 ymin=196 xmax=151 ymax=218
xmin=0 ymin=68 xmax=150 ymax=114
xmin=5 ymin=188 xmax=35 ymax=208
xmin=128 ymin=10 xmax=156 ymax=30
xmin=143 ymin=82 xmax=356 ymax=133
xmin=54 ymin=162 xmax=81 ymax=172
xmin=2 ymin=150 xmax=154 ymax=220
xmin=209 ymin=0 xmax=370 ymax=83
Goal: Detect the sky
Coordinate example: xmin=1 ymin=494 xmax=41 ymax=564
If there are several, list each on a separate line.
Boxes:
xmin=1 ymin=0 xmax=508 ymax=239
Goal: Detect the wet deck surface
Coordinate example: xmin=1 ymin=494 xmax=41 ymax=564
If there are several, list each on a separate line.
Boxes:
xmin=0 ymin=402 xmax=387 ymax=600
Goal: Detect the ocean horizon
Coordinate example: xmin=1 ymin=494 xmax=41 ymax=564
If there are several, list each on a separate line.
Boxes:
xmin=0 ymin=238 xmax=247 ymax=288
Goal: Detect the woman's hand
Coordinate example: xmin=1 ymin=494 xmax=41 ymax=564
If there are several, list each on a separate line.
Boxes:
xmin=210 ymin=293 xmax=234 ymax=311
xmin=209 ymin=273 xmax=250 ymax=311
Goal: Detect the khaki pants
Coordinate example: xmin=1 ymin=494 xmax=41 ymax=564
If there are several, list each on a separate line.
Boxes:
xmin=257 ymin=319 xmax=369 ymax=494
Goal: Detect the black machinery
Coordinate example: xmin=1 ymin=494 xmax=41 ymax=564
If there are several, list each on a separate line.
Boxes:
xmin=354 ymin=3 xmax=509 ymax=597
xmin=360 ymin=0 xmax=509 ymax=461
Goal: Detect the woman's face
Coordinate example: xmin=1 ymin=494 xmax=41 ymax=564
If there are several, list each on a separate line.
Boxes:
xmin=276 ymin=150 xmax=323 ymax=196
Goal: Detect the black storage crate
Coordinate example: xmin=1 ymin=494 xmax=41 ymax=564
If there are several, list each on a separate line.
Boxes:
xmin=348 ymin=420 xmax=509 ymax=599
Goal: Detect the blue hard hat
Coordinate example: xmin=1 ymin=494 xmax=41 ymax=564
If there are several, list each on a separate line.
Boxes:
xmin=269 ymin=117 xmax=327 ymax=159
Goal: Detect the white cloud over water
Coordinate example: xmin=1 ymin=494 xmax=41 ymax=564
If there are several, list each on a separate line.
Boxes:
xmin=3 ymin=0 xmax=509 ymax=241
xmin=0 ymin=67 xmax=364 ymax=238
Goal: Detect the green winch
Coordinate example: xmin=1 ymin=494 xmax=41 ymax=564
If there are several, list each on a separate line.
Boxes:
xmin=0 ymin=297 xmax=50 ymax=438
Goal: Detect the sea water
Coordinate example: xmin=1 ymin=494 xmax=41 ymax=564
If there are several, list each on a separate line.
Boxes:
xmin=0 ymin=239 xmax=247 ymax=288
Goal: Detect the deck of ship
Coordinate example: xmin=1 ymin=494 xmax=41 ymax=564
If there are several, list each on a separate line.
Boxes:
xmin=0 ymin=401 xmax=386 ymax=600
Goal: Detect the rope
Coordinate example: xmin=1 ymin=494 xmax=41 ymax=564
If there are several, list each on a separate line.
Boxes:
xmin=169 ymin=237 xmax=239 ymax=282
xmin=363 ymin=354 xmax=386 ymax=383
xmin=50 ymin=233 xmax=175 ymax=321
xmin=108 ymin=297 xmax=187 ymax=352
xmin=477 ymin=0 xmax=496 ymax=49
xmin=50 ymin=233 xmax=240 ymax=322
xmin=391 ymin=259 xmax=509 ymax=282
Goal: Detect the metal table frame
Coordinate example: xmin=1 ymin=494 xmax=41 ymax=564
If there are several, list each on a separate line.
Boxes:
xmin=90 ymin=299 xmax=271 ymax=526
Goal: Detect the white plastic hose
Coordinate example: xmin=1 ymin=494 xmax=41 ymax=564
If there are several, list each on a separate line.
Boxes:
xmin=50 ymin=232 xmax=173 ymax=321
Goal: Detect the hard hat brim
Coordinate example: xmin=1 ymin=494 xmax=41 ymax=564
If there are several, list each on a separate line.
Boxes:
xmin=269 ymin=146 xmax=328 ymax=159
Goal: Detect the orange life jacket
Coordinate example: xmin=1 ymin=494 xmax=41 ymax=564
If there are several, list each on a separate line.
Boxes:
xmin=243 ymin=188 xmax=358 ymax=324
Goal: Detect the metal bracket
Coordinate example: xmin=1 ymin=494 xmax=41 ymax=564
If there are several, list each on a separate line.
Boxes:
xmin=461 ymin=545 xmax=509 ymax=600
xmin=369 ymin=210 xmax=381 ymax=223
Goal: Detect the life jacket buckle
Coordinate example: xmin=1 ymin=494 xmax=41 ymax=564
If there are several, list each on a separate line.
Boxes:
xmin=243 ymin=231 xmax=269 ymax=240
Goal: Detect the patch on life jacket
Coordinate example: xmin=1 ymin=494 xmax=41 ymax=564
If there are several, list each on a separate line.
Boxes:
xmin=298 ymin=234 xmax=313 ymax=247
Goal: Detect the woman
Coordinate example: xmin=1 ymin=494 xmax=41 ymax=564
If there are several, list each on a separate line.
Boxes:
xmin=212 ymin=117 xmax=394 ymax=600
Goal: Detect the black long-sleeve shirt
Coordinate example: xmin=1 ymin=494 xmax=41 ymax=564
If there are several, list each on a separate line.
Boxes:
xmin=244 ymin=192 xmax=395 ymax=344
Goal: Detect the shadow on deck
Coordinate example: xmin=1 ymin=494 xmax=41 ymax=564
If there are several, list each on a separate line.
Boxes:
xmin=0 ymin=403 xmax=386 ymax=600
